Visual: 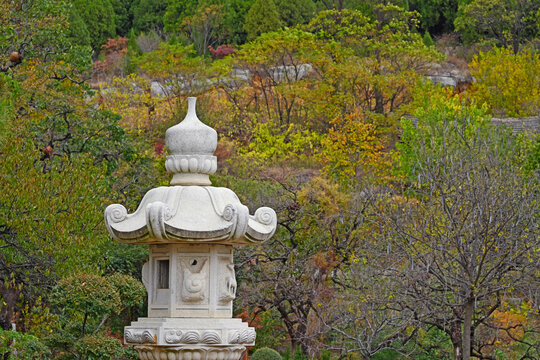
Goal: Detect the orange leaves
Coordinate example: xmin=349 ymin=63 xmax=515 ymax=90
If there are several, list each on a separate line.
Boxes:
xmin=101 ymin=37 xmax=129 ymax=55
xmin=482 ymin=301 xmax=536 ymax=356
xmin=297 ymin=176 xmax=349 ymax=218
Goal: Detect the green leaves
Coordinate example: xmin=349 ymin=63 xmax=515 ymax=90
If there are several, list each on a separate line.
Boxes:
xmin=0 ymin=328 xmax=51 ymax=359
xmin=454 ymin=0 xmax=540 ymax=52
xmin=49 ymin=273 xmax=144 ymax=358
xmin=397 ymin=81 xmax=491 ymax=180
xmin=51 ymin=274 xmax=122 ymax=321
xmin=244 ymin=0 xmax=283 ymax=41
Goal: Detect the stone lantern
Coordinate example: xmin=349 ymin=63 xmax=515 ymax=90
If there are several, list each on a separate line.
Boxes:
xmin=104 ymin=97 xmax=277 ymax=360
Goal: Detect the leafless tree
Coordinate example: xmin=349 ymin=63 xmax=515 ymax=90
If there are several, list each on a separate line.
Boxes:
xmin=235 ymin=175 xmax=379 ymax=358
xmin=383 ymin=123 xmax=539 ymax=360
xmin=315 ymin=244 xmax=418 ymax=360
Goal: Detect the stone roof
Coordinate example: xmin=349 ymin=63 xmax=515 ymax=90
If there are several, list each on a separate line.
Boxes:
xmin=104 ymin=97 xmax=277 ymax=245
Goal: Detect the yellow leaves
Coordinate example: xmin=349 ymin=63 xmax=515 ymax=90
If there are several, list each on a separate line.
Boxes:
xmin=320 ymin=111 xmax=392 ymax=182
xmin=297 ymin=176 xmax=349 ymax=218
xmin=239 ymin=122 xmax=322 ymax=166
xmin=348 ymin=253 xmax=361 ymax=264
xmin=469 ymin=47 xmax=539 ymax=117
xmin=96 ymin=74 xmax=175 ymax=132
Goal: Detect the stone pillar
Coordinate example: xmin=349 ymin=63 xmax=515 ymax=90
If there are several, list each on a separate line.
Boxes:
xmin=105 ymin=97 xmax=276 ymax=360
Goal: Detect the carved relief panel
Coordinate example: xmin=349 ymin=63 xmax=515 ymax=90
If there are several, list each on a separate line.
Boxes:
xmin=218 ymin=260 xmax=236 ymax=305
xmin=179 ymin=257 xmax=209 ymax=303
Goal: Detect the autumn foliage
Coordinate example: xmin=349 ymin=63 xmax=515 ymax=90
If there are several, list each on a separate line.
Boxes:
xmin=1 ymin=1 xmax=539 ymax=360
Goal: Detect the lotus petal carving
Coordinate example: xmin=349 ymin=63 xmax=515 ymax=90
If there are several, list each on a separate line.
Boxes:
xmin=180 ymin=330 xmax=201 ymax=344
xmin=202 ymin=331 xmax=221 ymax=344
xmin=229 ymin=328 xmax=256 ymax=344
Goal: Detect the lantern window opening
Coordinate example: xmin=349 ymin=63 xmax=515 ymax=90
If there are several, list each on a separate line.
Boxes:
xmin=157 ymin=259 xmax=170 ymax=289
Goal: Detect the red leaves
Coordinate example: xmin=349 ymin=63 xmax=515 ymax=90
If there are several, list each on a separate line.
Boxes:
xmin=208 ymin=44 xmax=236 ymax=59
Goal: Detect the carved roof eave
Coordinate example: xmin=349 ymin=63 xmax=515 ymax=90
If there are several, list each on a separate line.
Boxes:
xmin=104 ymin=186 xmax=277 ymax=246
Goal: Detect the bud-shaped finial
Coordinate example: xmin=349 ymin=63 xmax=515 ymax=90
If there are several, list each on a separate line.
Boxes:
xmin=165 ymin=97 xmax=218 ymax=185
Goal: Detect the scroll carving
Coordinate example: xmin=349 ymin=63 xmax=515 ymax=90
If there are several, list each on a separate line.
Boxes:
xmin=201 ymin=331 xmax=222 ymax=344
xmin=180 ymin=330 xmax=200 ymax=344
xmin=146 ymin=202 xmax=173 ymax=240
xmin=222 ymin=203 xmax=249 ymax=240
xmin=165 ymin=330 xmax=183 ymax=344
xmin=104 ymin=204 xmax=127 ymax=240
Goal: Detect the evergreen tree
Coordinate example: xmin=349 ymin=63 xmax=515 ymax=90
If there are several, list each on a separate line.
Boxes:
xmin=423 ymin=30 xmax=434 ymax=46
xmin=244 ymin=0 xmax=283 ymax=41
xmin=72 ymin=0 xmax=116 ymax=52
xmin=131 ymin=0 xmax=169 ymax=33
xmin=409 ymin=0 xmax=458 ymax=34
xmin=221 ymin=0 xmax=256 ymax=44
xmin=67 ymin=5 xmax=91 ymax=48
xmin=275 ymin=0 xmax=316 ymax=27
xmin=110 ymin=0 xmax=135 ymax=36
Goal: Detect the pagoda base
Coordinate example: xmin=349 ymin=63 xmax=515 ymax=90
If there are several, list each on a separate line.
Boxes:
xmin=125 ymin=318 xmax=256 ymax=348
xmin=134 ymin=344 xmax=246 ymax=360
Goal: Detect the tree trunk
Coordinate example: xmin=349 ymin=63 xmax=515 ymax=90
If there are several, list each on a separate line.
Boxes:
xmin=374 ymin=89 xmax=384 ymax=114
xmin=453 ymin=341 xmax=462 ymax=360
xmin=0 ymin=282 xmax=20 ymax=330
xmin=450 ymin=323 xmax=463 ymax=360
xmin=463 ymin=300 xmax=474 ymax=360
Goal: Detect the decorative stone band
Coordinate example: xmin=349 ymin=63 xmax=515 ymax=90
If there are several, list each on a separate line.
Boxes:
xmin=124 ymin=327 xmax=256 ymax=346
xmin=125 ymin=330 xmax=157 ymax=344
xmin=165 ymin=330 xmax=221 ymax=345
xmin=134 ymin=345 xmax=246 ymax=360
xmin=165 ymin=154 xmax=217 ymax=175
xmin=126 ymin=328 xmax=255 ymax=346
xmin=165 ymin=155 xmax=218 ymax=186
xmin=228 ymin=329 xmax=257 ymax=344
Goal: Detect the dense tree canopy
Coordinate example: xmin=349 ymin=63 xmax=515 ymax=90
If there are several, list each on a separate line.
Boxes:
xmin=454 ymin=0 xmax=540 ymax=53
xmin=72 ymin=0 xmax=116 ymax=52
xmin=244 ymin=0 xmax=283 ymax=41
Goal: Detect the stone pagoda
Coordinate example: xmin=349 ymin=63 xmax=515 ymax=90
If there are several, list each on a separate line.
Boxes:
xmin=104 ymin=97 xmax=277 ymax=360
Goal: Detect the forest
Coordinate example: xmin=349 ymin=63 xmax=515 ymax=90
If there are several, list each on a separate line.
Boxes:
xmin=0 ymin=0 xmax=539 ymax=359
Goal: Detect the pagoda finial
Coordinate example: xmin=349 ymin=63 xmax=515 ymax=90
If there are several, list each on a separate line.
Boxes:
xmin=165 ymin=97 xmax=218 ymax=186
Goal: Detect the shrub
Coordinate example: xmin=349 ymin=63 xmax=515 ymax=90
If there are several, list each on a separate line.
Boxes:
xmin=423 ymin=31 xmax=434 ymax=47
xmin=251 ymin=347 xmax=282 ymax=360
xmin=74 ymin=333 xmax=134 ymax=360
xmin=398 ymin=81 xmax=490 ymax=180
xmin=0 ymin=329 xmax=51 ymax=359
xmin=208 ymin=44 xmax=236 ymax=59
